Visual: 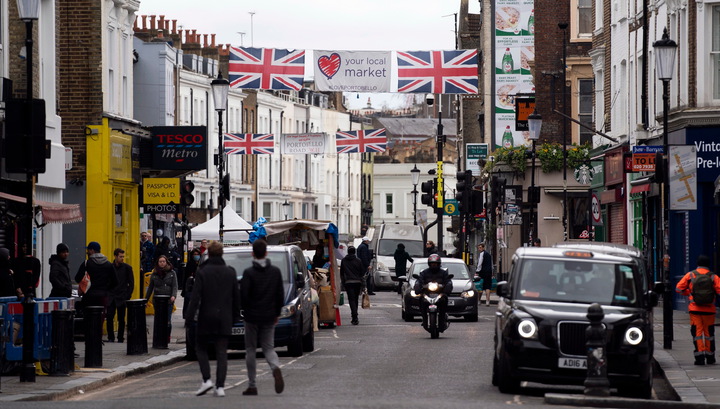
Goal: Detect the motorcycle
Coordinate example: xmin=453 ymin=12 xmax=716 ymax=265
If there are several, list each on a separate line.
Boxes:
xmin=413 ymin=273 xmax=453 ymax=339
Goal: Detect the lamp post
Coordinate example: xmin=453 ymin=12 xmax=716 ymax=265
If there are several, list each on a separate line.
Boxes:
xmin=411 ymin=164 xmax=420 ymax=225
xmin=282 ymin=200 xmax=290 ymax=220
xmin=211 ymin=72 xmax=229 ymax=242
xmin=653 ymin=27 xmax=677 ymax=350
xmin=209 ymin=186 xmax=214 ymax=214
xmin=558 ymin=22 xmax=569 ymax=241
xmin=17 ymin=0 xmax=40 ymax=384
xmin=527 ymin=110 xmax=542 ymax=245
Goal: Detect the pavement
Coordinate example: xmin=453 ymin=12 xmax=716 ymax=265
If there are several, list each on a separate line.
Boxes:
xmin=1 ymin=296 xmax=720 ymax=408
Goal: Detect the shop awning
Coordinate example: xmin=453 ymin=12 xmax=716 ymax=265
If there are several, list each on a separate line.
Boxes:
xmin=543 ymin=188 xmax=592 ymax=195
xmin=0 ymin=191 xmax=83 ymax=224
xmin=630 ymin=184 xmax=651 ymax=194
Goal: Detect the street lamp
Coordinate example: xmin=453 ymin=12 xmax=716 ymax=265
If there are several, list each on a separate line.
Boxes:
xmin=209 ymin=186 xmax=214 ymax=214
xmin=17 ymin=0 xmax=40 ymax=384
xmin=282 ymin=200 xmax=290 ymax=220
xmin=411 ymin=164 xmax=420 ymax=225
xmin=211 ymin=71 xmax=229 ymax=242
xmin=653 ymin=27 xmax=677 ymax=350
xmin=527 ymin=110 xmax=542 ymax=245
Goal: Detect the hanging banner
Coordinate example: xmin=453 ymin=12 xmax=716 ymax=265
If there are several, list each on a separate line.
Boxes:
xmin=229 ymin=47 xmax=305 ymax=91
xmin=336 ymin=129 xmax=387 ymax=153
xmin=224 ymin=133 xmax=275 ymax=155
xmin=669 ymin=145 xmax=697 ymax=211
xmin=313 ymin=50 xmax=391 ymax=92
xmin=396 ymin=49 xmax=479 ymax=94
xmin=281 ymin=133 xmax=326 ymax=154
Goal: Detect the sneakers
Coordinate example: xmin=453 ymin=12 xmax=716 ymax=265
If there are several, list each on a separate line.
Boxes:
xmin=707 ymin=356 xmax=716 ymax=365
xmin=214 ymin=387 xmax=225 ymax=397
xmin=351 ymin=318 xmax=359 ymax=325
xmin=242 ymin=387 xmax=258 ymax=395
xmin=273 ymin=367 xmax=284 ymax=394
xmin=196 ymin=379 xmax=214 ymax=396
xmin=695 ymin=356 xmax=706 ymax=366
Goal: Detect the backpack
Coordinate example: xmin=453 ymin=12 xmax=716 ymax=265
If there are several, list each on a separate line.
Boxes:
xmin=691 ymin=270 xmax=716 ymax=306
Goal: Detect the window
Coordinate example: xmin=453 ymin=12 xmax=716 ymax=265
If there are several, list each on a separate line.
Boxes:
xmin=263 ymin=202 xmax=272 ymax=221
xmin=385 ymin=193 xmax=393 ymax=214
xmin=568 ymin=196 xmax=590 ymax=240
xmin=578 ymin=79 xmax=593 ymax=145
xmin=574 ymin=0 xmax=592 ymax=39
xmin=713 ymin=6 xmax=720 ymax=99
xmin=235 ymin=198 xmax=243 ymax=216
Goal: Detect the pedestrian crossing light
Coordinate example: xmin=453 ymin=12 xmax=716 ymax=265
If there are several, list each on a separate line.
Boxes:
xmin=421 ymin=178 xmax=436 ymax=208
xmin=180 ymin=180 xmax=195 ymax=206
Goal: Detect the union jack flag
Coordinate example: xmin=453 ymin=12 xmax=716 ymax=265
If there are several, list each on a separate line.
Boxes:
xmin=224 ymin=133 xmax=275 ymax=155
xmin=396 ymin=50 xmax=478 ymax=94
xmin=229 ymin=47 xmax=305 ymax=91
xmin=336 ymin=129 xmax=387 ymax=153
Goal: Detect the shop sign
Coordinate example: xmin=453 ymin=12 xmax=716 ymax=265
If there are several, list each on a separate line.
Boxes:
xmin=151 ymin=126 xmax=207 ymax=170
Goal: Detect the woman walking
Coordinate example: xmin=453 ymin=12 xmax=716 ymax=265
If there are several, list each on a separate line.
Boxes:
xmin=146 ymin=255 xmax=179 ymax=342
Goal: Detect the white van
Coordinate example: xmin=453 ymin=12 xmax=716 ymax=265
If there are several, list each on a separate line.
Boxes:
xmin=370 ymin=224 xmax=424 ymax=290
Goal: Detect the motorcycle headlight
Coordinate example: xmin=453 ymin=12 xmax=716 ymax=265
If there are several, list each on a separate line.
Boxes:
xmin=428 ymin=282 xmax=439 ymax=292
xmin=517 ymin=319 xmax=538 ymax=339
xmin=624 ymin=327 xmax=643 ymax=345
xmin=279 ymin=302 xmax=297 ymax=318
xmin=461 ymin=290 xmax=475 ymax=298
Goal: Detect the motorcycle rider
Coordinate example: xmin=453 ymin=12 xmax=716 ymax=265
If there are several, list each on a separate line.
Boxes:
xmin=413 ymin=254 xmax=453 ymax=331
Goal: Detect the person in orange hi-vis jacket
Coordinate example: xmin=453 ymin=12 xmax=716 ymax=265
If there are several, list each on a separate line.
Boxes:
xmin=676 ymin=254 xmax=720 ymax=365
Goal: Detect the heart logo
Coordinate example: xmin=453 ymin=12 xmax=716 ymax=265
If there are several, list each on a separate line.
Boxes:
xmin=318 ymin=53 xmax=341 ymax=79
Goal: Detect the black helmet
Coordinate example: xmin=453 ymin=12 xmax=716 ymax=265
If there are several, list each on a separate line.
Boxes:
xmin=428 ymin=254 xmax=441 ymax=265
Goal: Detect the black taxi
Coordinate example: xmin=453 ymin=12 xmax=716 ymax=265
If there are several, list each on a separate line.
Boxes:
xmin=492 ymin=246 xmax=660 ymax=398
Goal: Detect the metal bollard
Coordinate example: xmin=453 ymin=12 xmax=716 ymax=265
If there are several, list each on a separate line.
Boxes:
xmin=50 ymin=310 xmax=74 ymax=376
xmin=126 ymin=299 xmax=148 ymax=355
xmin=84 ymin=306 xmax=104 ymax=368
xmin=152 ymin=295 xmax=170 ymax=349
xmin=0 ymin=316 xmax=3 ymax=392
xmin=20 ymin=296 xmax=36 ymax=382
xmin=584 ymin=303 xmax=610 ymax=396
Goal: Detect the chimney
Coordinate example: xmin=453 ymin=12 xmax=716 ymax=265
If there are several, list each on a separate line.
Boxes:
xmin=203 ymin=34 xmax=209 ymax=48
xmin=192 ymin=30 xmax=198 ymax=43
xmin=211 ymin=34 xmax=216 ymax=47
xmin=157 ymin=29 xmax=164 ymax=39
xmin=172 ymin=20 xmax=177 ymax=35
xmin=142 ymin=15 xmax=147 ymax=30
xmin=149 ymin=15 xmax=156 ymax=30
xmin=185 ymin=29 xmax=192 ymax=43
xmin=158 ymin=15 xmax=165 ymax=31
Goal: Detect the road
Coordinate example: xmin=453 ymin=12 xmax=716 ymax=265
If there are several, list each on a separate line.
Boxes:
xmin=4 ymin=292 xmax=674 ymax=408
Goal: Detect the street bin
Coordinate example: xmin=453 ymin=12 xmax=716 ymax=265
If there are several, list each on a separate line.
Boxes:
xmin=126 ymin=299 xmax=148 ymax=355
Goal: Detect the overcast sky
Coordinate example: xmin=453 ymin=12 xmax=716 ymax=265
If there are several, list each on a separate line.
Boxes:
xmin=137 ymin=0 xmax=480 ymax=109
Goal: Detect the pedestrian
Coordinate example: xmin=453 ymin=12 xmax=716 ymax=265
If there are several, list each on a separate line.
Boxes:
xmin=424 ymin=241 xmax=438 ymax=257
xmin=340 ymin=246 xmax=365 ymax=325
xmin=357 ymin=236 xmax=374 ymax=295
xmin=107 ymin=248 xmax=134 ymax=343
xmin=676 ymin=254 xmax=720 ymax=365
xmin=13 ymin=244 xmax=41 ymax=299
xmin=186 ymin=241 xmax=240 ymax=397
xmin=140 ymin=232 xmax=155 ymax=273
xmin=48 ymin=243 xmax=72 ymax=298
xmin=0 ymin=248 xmax=19 ymax=298
xmin=475 ymin=243 xmax=493 ymax=307
xmin=198 ymin=239 xmax=209 ymax=263
xmin=533 ymin=238 xmax=542 ymax=247
xmin=240 ymin=239 xmax=285 ymax=396
xmin=182 ymin=248 xmax=203 ymax=310
xmin=311 ymin=243 xmax=327 ymax=269
xmin=75 ymin=241 xmax=117 ymax=311
xmin=393 ymin=243 xmax=414 ymax=294
xmin=145 ymin=255 xmax=179 ymax=341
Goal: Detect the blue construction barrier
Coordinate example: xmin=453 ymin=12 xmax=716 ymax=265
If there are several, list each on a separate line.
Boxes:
xmin=1 ymin=298 xmax=70 ymax=362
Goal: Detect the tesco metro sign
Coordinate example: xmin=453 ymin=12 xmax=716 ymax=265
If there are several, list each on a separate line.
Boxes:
xmin=150 ymin=126 xmax=208 ymax=170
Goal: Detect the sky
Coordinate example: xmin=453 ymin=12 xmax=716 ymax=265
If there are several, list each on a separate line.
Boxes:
xmin=137 ymin=0 xmax=480 ymax=109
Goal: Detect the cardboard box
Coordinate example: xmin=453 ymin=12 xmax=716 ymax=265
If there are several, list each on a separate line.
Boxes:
xmin=318 ymin=286 xmax=335 ymax=321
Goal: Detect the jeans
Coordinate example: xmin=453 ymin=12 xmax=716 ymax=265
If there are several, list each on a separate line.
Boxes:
xmin=106 ymin=299 xmax=126 ymax=341
xmin=244 ymin=321 xmax=280 ymax=388
xmin=196 ymin=334 xmax=229 ymax=387
xmin=345 ymin=283 xmax=362 ymax=321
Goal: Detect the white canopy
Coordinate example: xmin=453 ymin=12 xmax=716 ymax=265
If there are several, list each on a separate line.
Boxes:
xmin=190 ymin=205 xmax=253 ymax=241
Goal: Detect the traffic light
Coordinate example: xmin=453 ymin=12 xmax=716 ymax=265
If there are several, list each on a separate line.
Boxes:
xmin=220 ymin=174 xmax=231 ymax=201
xmin=652 ymin=151 xmax=665 ymax=183
xmin=5 ymin=99 xmax=47 ymax=174
xmin=491 ymin=177 xmax=506 ymax=204
xmin=421 ymin=178 xmax=436 ymax=208
xmin=471 ymin=190 xmax=484 ymax=215
xmin=180 ymin=180 xmax=195 ymax=206
xmin=455 ymin=170 xmax=472 ymax=213
xmin=528 ymin=186 xmax=541 ymax=204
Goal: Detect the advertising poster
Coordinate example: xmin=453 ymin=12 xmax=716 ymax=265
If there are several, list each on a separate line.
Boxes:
xmin=494 ymin=0 xmax=535 ymax=148
xmin=313 ymin=50 xmax=391 ymax=92
xmin=281 ymin=133 xmax=326 ymax=154
xmin=669 ymin=145 xmax=697 ymax=211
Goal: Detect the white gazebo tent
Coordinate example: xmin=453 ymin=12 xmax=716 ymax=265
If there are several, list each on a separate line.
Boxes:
xmin=190 ymin=205 xmax=252 ymax=241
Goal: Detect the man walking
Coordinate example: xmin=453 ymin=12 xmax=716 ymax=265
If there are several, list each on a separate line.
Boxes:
xmin=186 ymin=241 xmax=240 ymax=397
xmin=49 ymin=243 xmax=72 ymax=298
xmin=107 ymin=248 xmax=134 ymax=342
xmin=140 ymin=232 xmax=154 ymax=273
xmin=357 ymin=236 xmax=374 ymax=295
xmin=75 ymin=242 xmax=117 ymax=310
xmin=475 ymin=243 xmax=493 ymax=307
xmin=676 ymin=254 xmax=720 ymax=365
xmin=340 ymin=246 xmax=365 ymax=325
xmin=240 ymin=239 xmax=285 ymax=396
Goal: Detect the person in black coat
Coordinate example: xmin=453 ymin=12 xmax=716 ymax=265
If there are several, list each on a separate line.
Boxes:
xmin=49 ymin=243 xmax=72 ymax=298
xmin=106 ymin=248 xmax=134 ymax=342
xmin=0 ymin=247 xmax=18 ymax=298
xmin=357 ymin=237 xmax=374 ymax=295
xmin=75 ymin=241 xmax=117 ymax=311
xmin=240 ymin=239 xmax=285 ymax=396
xmin=393 ymin=243 xmax=414 ymax=294
xmin=414 ymin=254 xmax=453 ymax=331
xmin=311 ymin=243 xmax=328 ymax=269
xmin=340 ymin=246 xmax=366 ymax=325
xmin=13 ymin=244 xmax=41 ymax=299
xmin=186 ymin=241 xmax=241 ymax=397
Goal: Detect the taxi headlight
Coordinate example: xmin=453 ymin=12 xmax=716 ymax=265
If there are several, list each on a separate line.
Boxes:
xmin=428 ymin=282 xmax=439 ymax=292
xmin=279 ymin=303 xmax=297 ymax=318
xmin=624 ymin=327 xmax=643 ymax=345
xmin=461 ymin=290 xmax=475 ymax=298
xmin=517 ymin=319 xmax=538 ymax=339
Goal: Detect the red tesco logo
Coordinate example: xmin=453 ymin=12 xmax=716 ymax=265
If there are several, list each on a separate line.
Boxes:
xmin=157 ymin=134 xmax=204 ymax=144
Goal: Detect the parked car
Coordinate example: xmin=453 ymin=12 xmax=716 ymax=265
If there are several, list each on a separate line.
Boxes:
xmin=492 ymin=246 xmax=660 ymax=398
xmin=398 ymin=257 xmax=478 ymax=322
xmin=185 ymin=244 xmax=314 ymax=359
xmin=370 ymin=224 xmax=424 ymax=290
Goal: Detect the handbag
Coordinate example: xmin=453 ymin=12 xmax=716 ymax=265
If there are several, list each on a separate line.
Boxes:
xmin=79 ymin=272 xmax=91 ymax=295
xmin=361 ymin=290 xmax=371 ymax=309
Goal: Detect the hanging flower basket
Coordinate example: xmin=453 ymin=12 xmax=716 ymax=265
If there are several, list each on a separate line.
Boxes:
xmin=536 ymin=142 xmax=563 ymax=173
xmin=492 ymin=146 xmax=528 ymax=173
